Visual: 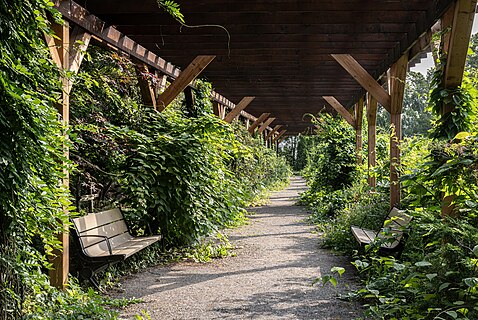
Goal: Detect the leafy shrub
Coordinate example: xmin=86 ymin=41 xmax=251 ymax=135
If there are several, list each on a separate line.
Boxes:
xmin=70 ymin=45 xmax=290 ymax=248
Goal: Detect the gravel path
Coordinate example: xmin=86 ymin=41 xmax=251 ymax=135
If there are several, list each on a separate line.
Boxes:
xmin=114 ymin=176 xmax=364 ymax=319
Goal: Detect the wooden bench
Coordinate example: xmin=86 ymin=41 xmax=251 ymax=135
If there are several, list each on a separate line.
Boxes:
xmin=71 ymin=208 xmax=161 ymax=287
xmin=351 ymin=207 xmax=412 ymax=255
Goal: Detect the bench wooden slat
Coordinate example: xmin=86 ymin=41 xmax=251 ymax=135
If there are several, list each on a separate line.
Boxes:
xmin=112 ymin=235 xmax=161 ymax=258
xmin=76 ymin=220 xmax=129 ymax=248
xmin=351 ymin=207 xmax=411 ymax=252
xmin=82 ymin=235 xmax=161 ymax=258
xmin=73 ymin=208 xmax=124 ymax=232
xmin=71 ymin=207 xmax=161 ymax=288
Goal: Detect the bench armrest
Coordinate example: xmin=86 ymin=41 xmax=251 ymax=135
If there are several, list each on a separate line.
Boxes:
xmin=78 ymin=235 xmax=113 ymax=255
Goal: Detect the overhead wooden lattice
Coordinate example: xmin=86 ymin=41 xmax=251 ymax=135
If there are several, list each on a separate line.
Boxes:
xmin=74 ymin=0 xmax=454 ymax=134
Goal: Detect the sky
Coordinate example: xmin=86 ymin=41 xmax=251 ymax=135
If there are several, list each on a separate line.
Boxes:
xmin=410 ymin=13 xmax=478 ymax=75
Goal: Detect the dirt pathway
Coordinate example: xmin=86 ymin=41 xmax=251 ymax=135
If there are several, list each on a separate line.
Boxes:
xmin=115 ymin=176 xmax=363 ymax=319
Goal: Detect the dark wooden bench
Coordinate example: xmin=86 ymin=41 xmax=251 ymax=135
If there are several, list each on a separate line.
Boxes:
xmin=71 ymin=208 xmax=161 ymax=288
xmin=351 ymin=207 xmax=412 ymax=255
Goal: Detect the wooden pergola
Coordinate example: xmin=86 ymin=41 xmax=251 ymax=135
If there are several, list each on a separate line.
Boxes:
xmin=48 ymin=0 xmax=476 ymax=288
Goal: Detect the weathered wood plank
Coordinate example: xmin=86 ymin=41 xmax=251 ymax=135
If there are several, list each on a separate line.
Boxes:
xmin=69 ymin=26 xmax=91 ymax=76
xmin=136 ymin=63 xmax=157 ymax=109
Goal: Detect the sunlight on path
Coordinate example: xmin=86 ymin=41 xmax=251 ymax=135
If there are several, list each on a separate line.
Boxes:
xmin=114 ymin=176 xmax=363 ymax=319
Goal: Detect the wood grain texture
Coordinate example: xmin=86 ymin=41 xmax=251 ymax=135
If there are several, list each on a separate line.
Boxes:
xmin=157 ymin=55 xmax=215 ymax=111
xmin=323 ymin=96 xmax=356 ymax=128
xmin=224 ymin=96 xmax=255 ymax=123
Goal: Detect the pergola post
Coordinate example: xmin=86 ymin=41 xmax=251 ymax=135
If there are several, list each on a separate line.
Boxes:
xmin=366 ymin=93 xmax=378 ymax=189
xmin=46 ymin=16 xmax=93 ymax=289
xmin=389 ymin=54 xmax=408 ymax=208
xmin=439 ymin=0 xmax=476 ymax=215
xmin=136 ymin=63 xmax=157 ymax=109
xmin=48 ymin=20 xmax=71 ymax=290
xmin=355 ymin=97 xmax=364 ymax=165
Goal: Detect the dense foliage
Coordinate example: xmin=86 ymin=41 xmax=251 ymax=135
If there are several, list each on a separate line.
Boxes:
xmin=0 ymin=3 xmax=290 ymax=319
xmin=377 ymin=71 xmax=433 ymax=137
xmin=0 ymin=1 xmax=74 ymax=318
xmin=70 ymin=46 xmax=290 ymax=247
xmin=299 ymin=114 xmax=357 ymax=217
xmin=298 ymin=35 xmax=478 ymax=319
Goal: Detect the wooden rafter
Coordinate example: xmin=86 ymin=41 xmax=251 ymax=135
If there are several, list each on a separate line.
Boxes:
xmin=224 ymin=96 xmax=255 ymax=123
xmin=258 ymin=118 xmax=276 ymax=134
xmin=265 ymin=125 xmax=282 ymax=141
xmin=331 ymin=54 xmax=391 ymax=113
xmin=157 ymin=55 xmax=215 ymax=111
xmin=248 ymin=113 xmax=270 ymax=133
xmin=273 ymin=130 xmax=287 ymax=143
xmin=323 ymin=96 xmax=356 ymax=128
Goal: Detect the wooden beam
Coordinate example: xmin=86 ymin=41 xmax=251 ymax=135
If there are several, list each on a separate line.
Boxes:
xmin=224 ymin=96 xmax=255 ymax=123
xmin=443 ymin=0 xmax=477 ymax=89
xmin=219 ymin=104 xmax=227 ymax=119
xmin=278 ymin=135 xmax=287 ymax=144
xmin=136 ymin=63 xmax=157 ymax=109
xmin=258 ymin=118 xmax=276 ymax=134
xmin=48 ymin=21 xmax=70 ymax=290
xmin=408 ymin=29 xmax=432 ymax=64
xmin=355 ymin=97 xmax=364 ymax=165
xmin=183 ymin=86 xmax=195 ymax=114
xmin=331 ymin=54 xmax=391 ymax=113
xmin=157 ymin=55 xmax=215 ymax=111
xmin=69 ymin=26 xmax=91 ymax=75
xmin=248 ymin=113 xmax=270 ymax=133
xmin=389 ymin=54 xmax=408 ymax=209
xmin=367 ymin=93 xmax=378 ymax=189
xmin=265 ymin=125 xmax=282 ymax=141
xmin=213 ymin=101 xmax=221 ymax=117
xmin=323 ymin=96 xmax=356 ymax=128
xmin=273 ymin=130 xmax=287 ymax=143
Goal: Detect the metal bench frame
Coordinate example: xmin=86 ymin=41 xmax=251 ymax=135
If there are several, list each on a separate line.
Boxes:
xmin=71 ymin=208 xmax=161 ymax=288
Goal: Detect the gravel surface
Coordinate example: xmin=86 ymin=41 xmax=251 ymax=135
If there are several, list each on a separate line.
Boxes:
xmin=113 ymin=176 xmax=364 ymax=319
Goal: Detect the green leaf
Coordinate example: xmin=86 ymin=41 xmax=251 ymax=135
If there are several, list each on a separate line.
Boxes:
xmin=331 ymin=266 xmax=345 ymax=277
xmin=445 ymin=311 xmax=458 ymax=319
xmin=415 ymin=261 xmax=432 ymax=267
xmin=473 ymin=245 xmax=478 ymax=258
xmin=453 ymin=131 xmax=470 ymax=140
